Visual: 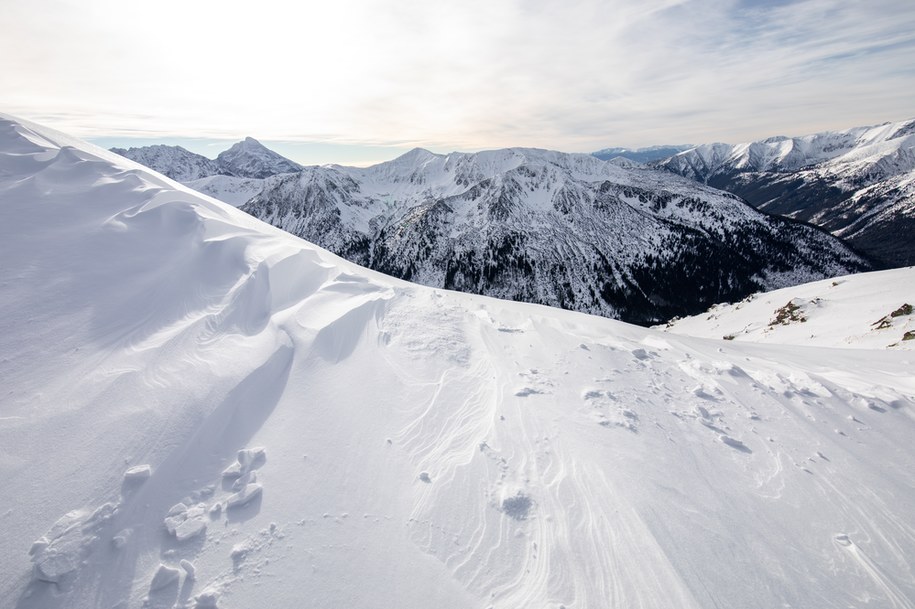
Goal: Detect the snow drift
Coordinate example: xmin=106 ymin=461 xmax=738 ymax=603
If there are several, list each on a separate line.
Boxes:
xmin=1 ymin=114 xmax=914 ymax=609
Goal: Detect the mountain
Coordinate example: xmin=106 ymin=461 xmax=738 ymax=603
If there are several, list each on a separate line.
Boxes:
xmin=240 ymin=147 xmax=869 ymax=325
xmin=109 ymin=144 xmax=219 ymax=182
xmin=592 ymin=144 xmax=692 ymax=163
xmin=660 ymin=266 xmax=915 ymax=348
xmin=215 ymin=137 xmax=303 ymax=179
xmin=655 ymin=119 xmax=915 ymax=266
xmin=3 ymin=113 xmax=915 ymax=609
xmin=110 ymin=137 xmax=303 ymax=192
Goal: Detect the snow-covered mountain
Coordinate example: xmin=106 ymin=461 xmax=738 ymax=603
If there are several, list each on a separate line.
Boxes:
xmin=655 ymin=119 xmax=915 ymax=266
xmin=215 ymin=137 xmax=303 ymax=179
xmin=3 ymin=113 xmax=914 ymax=609
xmin=592 ymin=144 xmax=692 ymax=163
xmin=241 ymin=147 xmax=869 ymax=324
xmin=110 ymin=136 xmax=302 ymax=189
xmin=109 ymin=144 xmax=219 ymax=182
xmin=661 ymin=266 xmax=915 ymax=349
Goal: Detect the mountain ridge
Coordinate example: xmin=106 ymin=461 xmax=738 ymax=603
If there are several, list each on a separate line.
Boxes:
xmin=654 ymin=118 xmax=915 ymax=266
xmin=240 ymin=146 xmax=869 ymax=324
xmin=111 ymin=136 xmax=303 ymax=181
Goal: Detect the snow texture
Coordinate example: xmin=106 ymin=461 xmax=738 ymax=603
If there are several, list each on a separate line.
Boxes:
xmin=2 ymin=114 xmax=914 ymax=609
xmin=662 ymin=267 xmax=915 ymax=349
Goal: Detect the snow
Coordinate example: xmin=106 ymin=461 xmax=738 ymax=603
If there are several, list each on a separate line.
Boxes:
xmin=662 ymin=119 xmax=915 ymax=179
xmin=184 ymin=175 xmax=265 ymax=207
xmin=1 ymin=113 xmax=914 ymax=609
xmin=661 ymin=267 xmax=915 ymax=349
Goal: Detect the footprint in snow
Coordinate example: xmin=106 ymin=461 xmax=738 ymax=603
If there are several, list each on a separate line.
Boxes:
xmin=719 ymin=434 xmax=752 ymax=453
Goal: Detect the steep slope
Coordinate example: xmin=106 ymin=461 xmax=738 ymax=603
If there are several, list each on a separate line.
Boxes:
xmin=660 ymin=267 xmax=915 ymax=349
xmin=242 ymin=147 xmax=869 ymax=325
xmin=656 ymin=119 xmax=915 ymax=266
xmin=3 ymin=114 xmax=915 ymax=609
xmin=215 ymin=137 xmax=303 ymax=179
xmin=109 ymin=144 xmax=219 ymax=182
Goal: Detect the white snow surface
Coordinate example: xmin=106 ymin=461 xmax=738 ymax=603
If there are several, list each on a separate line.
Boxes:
xmin=2 ymin=114 xmax=915 ymax=609
xmin=661 ymin=267 xmax=915 ymax=349
xmin=184 ymin=175 xmax=265 ymax=207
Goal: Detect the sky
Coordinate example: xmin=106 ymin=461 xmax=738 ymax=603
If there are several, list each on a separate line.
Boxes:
xmin=3 ymin=0 xmax=915 ymax=166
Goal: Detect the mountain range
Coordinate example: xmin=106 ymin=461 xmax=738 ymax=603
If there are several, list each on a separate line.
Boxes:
xmin=653 ymin=118 xmax=915 ymax=266
xmin=109 ymin=119 xmax=915 ymax=324
xmin=4 ymin=113 xmax=914 ymax=609
xmin=111 ymin=137 xmax=303 ymax=205
xmin=239 ymin=147 xmax=867 ymax=324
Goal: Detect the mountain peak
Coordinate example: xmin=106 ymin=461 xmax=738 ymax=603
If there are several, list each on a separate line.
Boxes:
xmin=216 ymin=137 xmax=302 ymax=179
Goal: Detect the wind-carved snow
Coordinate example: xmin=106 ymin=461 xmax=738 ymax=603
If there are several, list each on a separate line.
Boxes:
xmin=1 ymin=114 xmax=914 ymax=609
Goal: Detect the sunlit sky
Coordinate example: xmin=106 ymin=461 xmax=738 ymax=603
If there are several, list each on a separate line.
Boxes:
xmin=4 ymin=0 xmax=915 ymax=165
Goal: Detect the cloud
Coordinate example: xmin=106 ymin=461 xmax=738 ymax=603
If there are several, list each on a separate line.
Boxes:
xmin=2 ymin=0 xmax=913 ymax=150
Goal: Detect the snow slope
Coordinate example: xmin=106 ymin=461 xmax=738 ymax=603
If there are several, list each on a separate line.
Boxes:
xmin=184 ymin=175 xmax=267 ymax=207
xmin=660 ymin=267 xmax=915 ymax=349
xmin=2 ymin=114 xmax=914 ymax=609
xmin=109 ymin=145 xmax=219 ymax=182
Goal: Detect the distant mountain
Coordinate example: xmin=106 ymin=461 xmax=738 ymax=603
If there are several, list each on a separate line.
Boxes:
xmin=240 ymin=147 xmax=869 ymax=325
xmin=215 ymin=136 xmax=303 ymax=179
xmin=110 ymin=137 xmax=302 ymax=185
xmin=655 ymin=119 xmax=915 ymax=266
xmin=592 ymin=144 xmax=692 ymax=163
xmin=109 ymin=144 xmax=219 ymax=182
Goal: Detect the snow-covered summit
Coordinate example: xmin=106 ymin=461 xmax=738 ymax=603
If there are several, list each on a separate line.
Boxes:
xmin=215 ymin=136 xmax=303 ymax=179
xmin=658 ymin=119 xmax=915 ymax=180
xmin=2 ymin=113 xmax=914 ymax=609
xmin=110 ymin=136 xmax=303 ymax=184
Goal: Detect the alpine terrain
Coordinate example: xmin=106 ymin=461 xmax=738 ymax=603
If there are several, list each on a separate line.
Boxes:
xmin=111 ymin=137 xmax=303 ymax=206
xmin=655 ymin=118 xmax=915 ymax=267
xmin=239 ymin=147 xmax=868 ymax=324
xmin=662 ymin=266 xmax=915 ymax=348
xmin=2 ymin=114 xmax=914 ymax=609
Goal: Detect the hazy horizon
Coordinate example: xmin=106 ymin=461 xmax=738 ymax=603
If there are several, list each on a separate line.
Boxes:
xmin=5 ymin=0 xmax=914 ymax=166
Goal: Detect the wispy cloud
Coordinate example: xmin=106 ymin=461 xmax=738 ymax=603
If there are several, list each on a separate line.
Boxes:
xmin=2 ymin=0 xmax=913 ymax=151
